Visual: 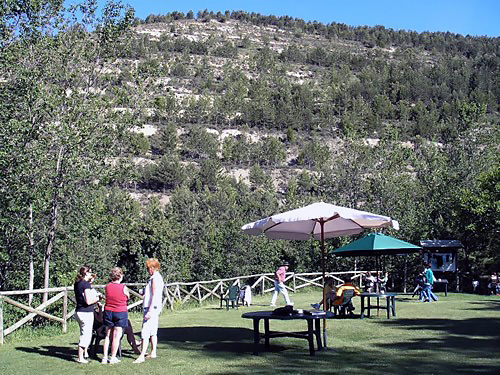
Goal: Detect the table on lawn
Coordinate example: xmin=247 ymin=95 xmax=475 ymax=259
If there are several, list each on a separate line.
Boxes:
xmin=360 ymin=292 xmax=398 ymax=319
xmin=433 ymin=279 xmax=448 ymax=296
xmin=241 ymin=310 xmax=335 ymax=356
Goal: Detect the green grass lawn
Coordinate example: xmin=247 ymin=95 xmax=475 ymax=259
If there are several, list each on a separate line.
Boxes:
xmin=1 ymin=291 xmax=499 ymax=375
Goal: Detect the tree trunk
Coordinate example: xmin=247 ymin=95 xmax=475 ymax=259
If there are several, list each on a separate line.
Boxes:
xmin=43 ymin=146 xmax=64 ymax=303
xmin=28 ymin=203 xmax=34 ymax=306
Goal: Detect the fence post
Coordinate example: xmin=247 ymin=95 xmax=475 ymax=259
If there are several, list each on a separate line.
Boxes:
xmin=261 ymin=277 xmax=265 ymax=295
xmin=0 ymin=296 xmax=4 ymax=345
xmin=293 ymin=273 xmax=296 ymax=293
xmin=62 ymin=288 xmax=68 ymax=333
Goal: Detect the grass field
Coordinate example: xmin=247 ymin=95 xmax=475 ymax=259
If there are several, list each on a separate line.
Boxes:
xmin=1 ymin=291 xmax=499 ymax=375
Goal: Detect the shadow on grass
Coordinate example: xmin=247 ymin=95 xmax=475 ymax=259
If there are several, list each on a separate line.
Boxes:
xmin=204 ymin=342 xmax=287 ymax=354
xmin=157 ymin=326 xmax=253 ymax=343
xmin=157 ymin=326 xmax=289 ymax=356
xmin=15 ymin=345 xmax=75 ymax=362
xmin=463 ymin=300 xmax=500 ymax=311
xmin=16 ymin=343 xmax=137 ymax=362
xmin=202 ymin=344 xmax=500 ymax=375
xmin=378 ymin=317 xmax=500 ymax=344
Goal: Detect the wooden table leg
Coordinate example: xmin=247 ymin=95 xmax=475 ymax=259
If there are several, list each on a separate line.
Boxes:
xmin=252 ymin=318 xmax=261 ymax=355
xmin=314 ymin=319 xmax=322 ymax=350
xmin=367 ymin=296 xmax=371 ymax=318
xmin=264 ymin=318 xmax=270 ymax=350
xmin=361 ymin=296 xmax=365 ymax=319
xmin=391 ymin=296 xmax=396 ymax=317
xmin=307 ymin=319 xmax=315 ymax=356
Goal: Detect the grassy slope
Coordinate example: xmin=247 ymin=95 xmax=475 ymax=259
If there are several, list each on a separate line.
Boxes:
xmin=1 ymin=291 xmax=499 ymax=375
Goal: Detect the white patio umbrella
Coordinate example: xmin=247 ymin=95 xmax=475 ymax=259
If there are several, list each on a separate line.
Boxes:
xmin=241 ymin=201 xmax=399 ymax=348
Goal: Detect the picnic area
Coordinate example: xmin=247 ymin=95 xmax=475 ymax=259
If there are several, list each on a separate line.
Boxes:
xmin=1 ymin=290 xmax=499 ymax=375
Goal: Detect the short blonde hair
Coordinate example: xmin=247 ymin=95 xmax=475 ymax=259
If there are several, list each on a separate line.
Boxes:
xmin=110 ymin=267 xmax=123 ymax=281
xmin=146 ymin=258 xmax=160 ymax=271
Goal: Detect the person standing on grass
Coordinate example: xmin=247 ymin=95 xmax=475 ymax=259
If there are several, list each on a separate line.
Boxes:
xmin=134 ymin=258 xmax=165 ymax=364
xmin=74 ymin=266 xmax=100 ymax=364
xmin=102 ymin=267 xmax=130 ymax=364
xmin=270 ymin=261 xmax=293 ymax=306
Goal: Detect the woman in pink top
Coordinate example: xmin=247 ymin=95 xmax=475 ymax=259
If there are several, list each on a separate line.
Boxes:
xmin=103 ymin=267 xmax=129 ymax=364
xmin=270 ymin=261 xmax=293 ymax=306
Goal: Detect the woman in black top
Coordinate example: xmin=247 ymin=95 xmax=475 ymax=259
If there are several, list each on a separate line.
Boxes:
xmin=74 ymin=266 xmax=100 ymax=363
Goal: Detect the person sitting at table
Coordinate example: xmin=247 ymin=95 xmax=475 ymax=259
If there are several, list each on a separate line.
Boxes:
xmin=239 ymin=282 xmax=252 ymax=306
xmin=364 ymin=272 xmax=377 ymax=293
xmin=311 ymin=276 xmax=336 ymax=309
xmin=378 ymin=272 xmax=389 ymax=293
xmin=489 ymin=272 xmax=499 ymax=296
xmin=332 ymin=280 xmax=361 ymax=314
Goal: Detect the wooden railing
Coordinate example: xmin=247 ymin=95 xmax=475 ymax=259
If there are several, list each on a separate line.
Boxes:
xmin=0 ymin=270 xmax=368 ymax=344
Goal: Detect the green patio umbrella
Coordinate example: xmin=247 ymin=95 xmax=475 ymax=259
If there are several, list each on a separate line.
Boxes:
xmin=331 ymin=233 xmax=422 ymax=291
xmin=331 ymin=233 xmax=421 ymax=256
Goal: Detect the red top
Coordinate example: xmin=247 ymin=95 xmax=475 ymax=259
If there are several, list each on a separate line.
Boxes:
xmin=105 ymin=283 xmax=128 ymax=312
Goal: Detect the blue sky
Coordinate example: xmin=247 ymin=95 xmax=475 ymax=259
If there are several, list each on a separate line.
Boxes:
xmin=89 ymin=0 xmax=499 ymax=37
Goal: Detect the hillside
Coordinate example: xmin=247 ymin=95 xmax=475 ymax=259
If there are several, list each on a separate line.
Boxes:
xmin=1 ymin=6 xmax=498 ymax=291
xmin=116 ymin=15 xmax=498 ymax=205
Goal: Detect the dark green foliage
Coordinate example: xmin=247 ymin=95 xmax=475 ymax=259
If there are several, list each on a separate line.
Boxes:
xmin=296 ymin=139 xmax=331 ymax=170
xmin=141 ymin=155 xmax=188 ymax=192
xmin=182 ymin=127 xmax=219 ymax=160
xmin=150 ymin=123 xmax=178 ymax=155
xmin=257 ymin=136 xmax=286 ymax=167
xmin=126 ymin=132 xmax=150 ymax=155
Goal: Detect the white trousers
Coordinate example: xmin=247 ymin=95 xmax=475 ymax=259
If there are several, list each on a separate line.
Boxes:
xmin=141 ymin=307 xmax=160 ymax=339
xmin=75 ymin=311 xmax=94 ymax=348
xmin=271 ymin=280 xmax=292 ymax=305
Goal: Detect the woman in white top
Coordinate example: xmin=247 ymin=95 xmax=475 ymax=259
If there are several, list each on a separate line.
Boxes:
xmin=134 ymin=258 xmax=165 ymax=364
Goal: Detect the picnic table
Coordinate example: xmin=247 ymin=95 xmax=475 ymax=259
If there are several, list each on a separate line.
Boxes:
xmin=241 ymin=310 xmax=335 ymax=356
xmin=360 ymin=292 xmax=398 ymax=319
xmin=433 ymin=279 xmax=448 ymax=296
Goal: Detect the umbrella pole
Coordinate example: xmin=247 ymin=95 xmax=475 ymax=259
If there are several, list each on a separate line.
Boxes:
xmin=320 ymin=220 xmax=328 ymax=349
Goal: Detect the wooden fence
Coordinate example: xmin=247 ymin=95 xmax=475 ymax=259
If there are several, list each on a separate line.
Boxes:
xmin=0 ymin=270 xmax=367 ymax=345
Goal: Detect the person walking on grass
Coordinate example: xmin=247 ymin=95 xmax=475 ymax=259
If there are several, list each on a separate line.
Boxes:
xmin=102 ymin=267 xmax=130 ymax=364
xmin=134 ymin=258 xmax=165 ymax=364
xmin=420 ymin=262 xmax=438 ymax=302
xmin=270 ymin=261 xmax=293 ymax=306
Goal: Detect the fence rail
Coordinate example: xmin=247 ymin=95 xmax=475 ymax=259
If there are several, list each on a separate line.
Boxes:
xmin=0 ymin=270 xmax=369 ymax=345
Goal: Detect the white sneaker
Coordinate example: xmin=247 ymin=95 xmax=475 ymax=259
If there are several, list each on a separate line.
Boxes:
xmin=270 ymin=304 xmax=276 ymax=307
xmin=101 ymin=357 xmax=108 ymax=364
xmin=109 ymin=357 xmax=120 ymax=364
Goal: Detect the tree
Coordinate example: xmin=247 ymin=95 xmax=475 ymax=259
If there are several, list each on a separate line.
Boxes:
xmin=452 ymin=167 xmax=500 ymax=272
xmin=0 ymin=0 xmax=136 ymax=297
xmin=182 ymin=126 xmax=219 ymax=160
xmin=257 ymin=136 xmax=286 ymax=166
